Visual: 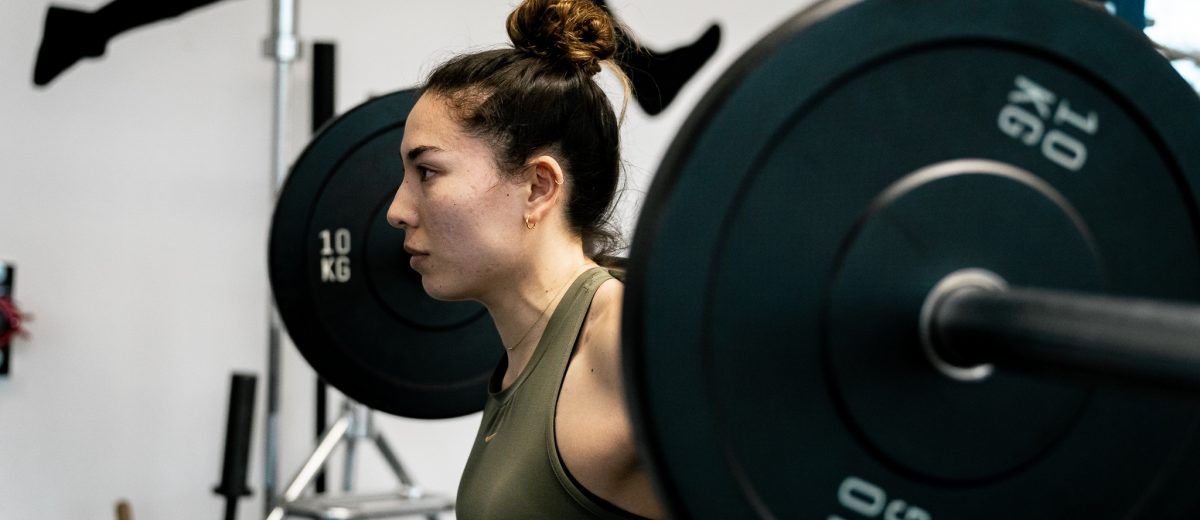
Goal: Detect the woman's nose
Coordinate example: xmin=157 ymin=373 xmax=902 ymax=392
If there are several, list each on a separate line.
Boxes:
xmin=386 ymin=179 xmax=416 ymax=230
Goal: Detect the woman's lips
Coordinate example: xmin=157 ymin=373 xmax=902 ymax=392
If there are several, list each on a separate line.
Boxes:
xmin=409 ymin=253 xmax=428 ymax=270
xmin=404 ymin=244 xmax=429 ymax=270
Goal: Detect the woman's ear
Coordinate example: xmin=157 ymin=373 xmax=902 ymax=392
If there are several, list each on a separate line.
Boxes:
xmin=525 ymin=154 xmax=566 ymax=222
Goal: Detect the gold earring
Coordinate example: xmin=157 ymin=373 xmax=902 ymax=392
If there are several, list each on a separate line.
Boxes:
xmin=525 ymin=216 xmax=536 ymax=230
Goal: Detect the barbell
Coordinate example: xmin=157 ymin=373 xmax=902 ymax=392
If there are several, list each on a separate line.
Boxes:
xmin=268 ymin=0 xmax=1200 ymax=517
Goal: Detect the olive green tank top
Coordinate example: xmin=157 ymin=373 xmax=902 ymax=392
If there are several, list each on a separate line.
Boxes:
xmin=456 ymin=267 xmax=641 ymax=520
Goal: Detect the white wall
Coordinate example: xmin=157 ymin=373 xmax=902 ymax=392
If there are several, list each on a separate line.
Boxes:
xmin=1145 ymin=0 xmax=1200 ymax=89
xmin=0 ymin=1 xmax=809 ymax=519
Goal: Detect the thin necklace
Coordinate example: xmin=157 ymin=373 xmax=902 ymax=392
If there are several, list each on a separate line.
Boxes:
xmin=504 ymin=265 xmax=590 ymax=352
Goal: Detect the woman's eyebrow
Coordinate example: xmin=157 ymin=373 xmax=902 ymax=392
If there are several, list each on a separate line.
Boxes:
xmin=403 ymin=145 xmax=444 ymax=163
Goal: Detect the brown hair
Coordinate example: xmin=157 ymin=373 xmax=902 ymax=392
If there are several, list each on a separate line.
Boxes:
xmin=420 ymin=0 xmax=629 ymax=262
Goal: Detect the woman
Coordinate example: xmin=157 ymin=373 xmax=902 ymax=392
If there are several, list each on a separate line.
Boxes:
xmin=386 ymin=0 xmax=665 ymax=518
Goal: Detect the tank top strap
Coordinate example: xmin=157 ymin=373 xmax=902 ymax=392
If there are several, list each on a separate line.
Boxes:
xmin=533 ymin=266 xmax=614 ymax=377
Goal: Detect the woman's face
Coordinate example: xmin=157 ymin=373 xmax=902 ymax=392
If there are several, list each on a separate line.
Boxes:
xmin=388 ymin=93 xmax=527 ymax=301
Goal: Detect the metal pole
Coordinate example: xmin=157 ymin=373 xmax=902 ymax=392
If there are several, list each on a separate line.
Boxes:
xmin=265 ymin=0 xmax=299 ymax=515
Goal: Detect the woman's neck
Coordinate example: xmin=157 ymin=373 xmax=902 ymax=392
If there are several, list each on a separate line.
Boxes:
xmin=485 ymin=240 xmax=594 ymax=351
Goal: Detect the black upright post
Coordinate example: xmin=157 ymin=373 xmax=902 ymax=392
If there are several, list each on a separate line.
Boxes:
xmin=213 ymin=373 xmax=257 ymax=520
xmin=311 ymin=40 xmax=336 ymax=495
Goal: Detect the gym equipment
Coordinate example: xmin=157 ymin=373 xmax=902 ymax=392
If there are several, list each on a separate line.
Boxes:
xmin=928 ymin=272 xmax=1200 ymax=391
xmin=212 ymin=373 xmax=256 ymax=520
xmin=623 ymin=0 xmax=1200 ymax=518
xmin=264 ymin=399 xmax=453 ymax=520
xmin=264 ymin=0 xmax=300 ymax=510
xmin=308 ymin=40 xmax=338 ymax=497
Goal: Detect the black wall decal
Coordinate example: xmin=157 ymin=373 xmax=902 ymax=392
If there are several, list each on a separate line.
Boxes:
xmin=598 ymin=1 xmax=722 ymax=116
xmin=33 ymin=0 xmax=235 ymax=87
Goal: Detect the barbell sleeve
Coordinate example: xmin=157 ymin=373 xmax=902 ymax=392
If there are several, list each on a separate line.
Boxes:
xmin=932 ymin=286 xmax=1200 ymax=392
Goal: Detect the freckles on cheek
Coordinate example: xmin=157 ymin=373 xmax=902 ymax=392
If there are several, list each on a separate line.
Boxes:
xmin=426 ymin=196 xmax=481 ymax=246
xmin=426 ymin=180 xmax=520 ymax=260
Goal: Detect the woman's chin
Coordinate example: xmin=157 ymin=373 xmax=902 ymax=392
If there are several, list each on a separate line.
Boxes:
xmin=421 ymin=278 xmax=469 ymax=302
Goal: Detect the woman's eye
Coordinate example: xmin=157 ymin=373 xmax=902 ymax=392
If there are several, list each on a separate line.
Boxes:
xmin=418 ymin=167 xmax=435 ymax=181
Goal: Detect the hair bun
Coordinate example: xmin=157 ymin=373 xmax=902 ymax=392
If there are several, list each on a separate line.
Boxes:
xmin=507 ymin=0 xmax=617 ymax=76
